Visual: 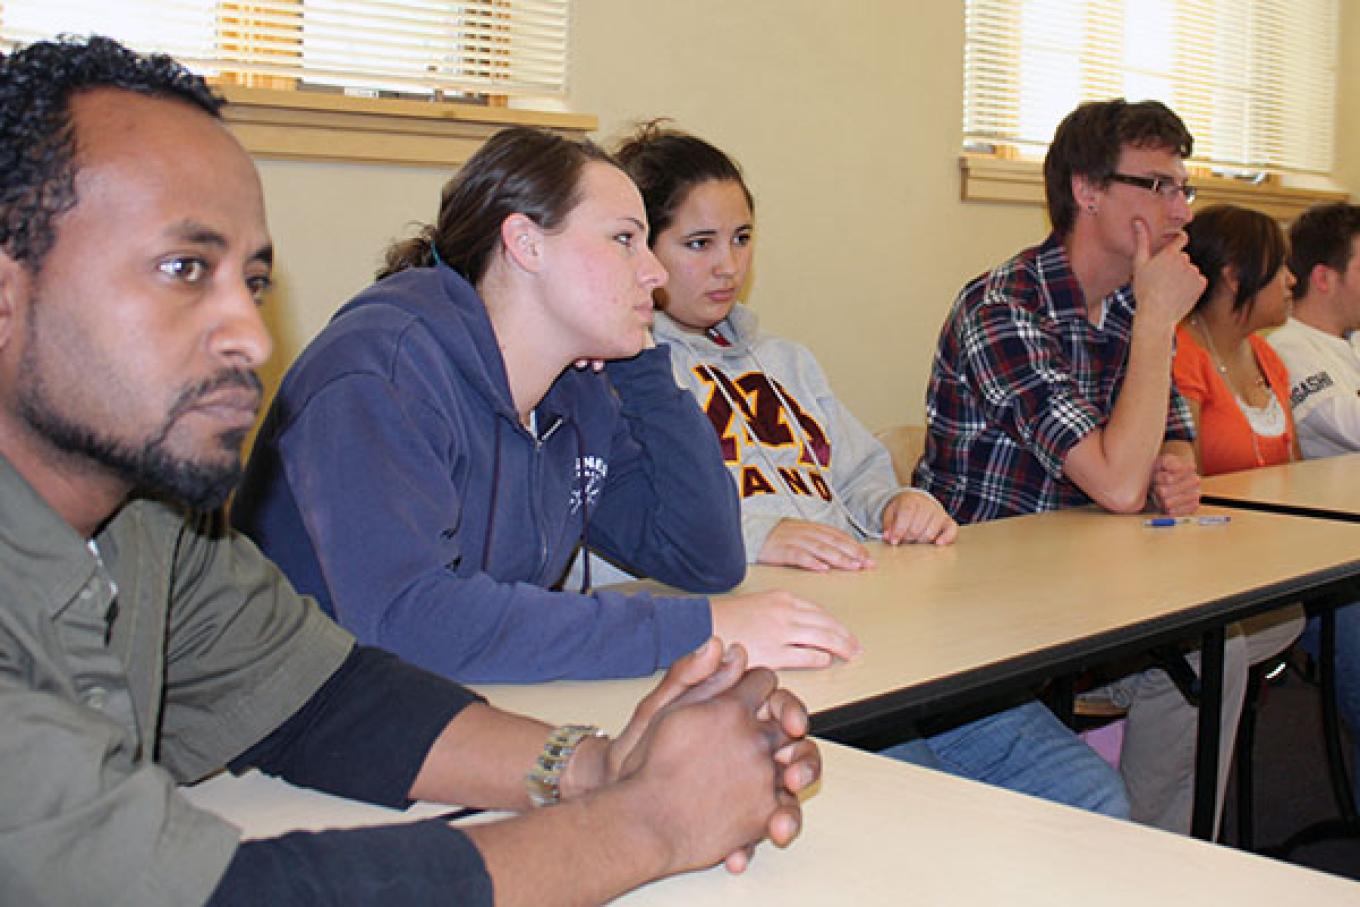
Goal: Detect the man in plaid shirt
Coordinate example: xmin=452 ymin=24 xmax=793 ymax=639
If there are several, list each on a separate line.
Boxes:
xmin=917 ymin=100 xmax=1255 ymax=836
xmin=917 ymin=100 xmax=1202 ymax=522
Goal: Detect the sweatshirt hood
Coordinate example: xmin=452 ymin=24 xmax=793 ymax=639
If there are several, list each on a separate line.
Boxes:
xmin=653 ymin=303 xmax=761 ymax=360
xmin=333 ymin=264 xmax=521 ymax=424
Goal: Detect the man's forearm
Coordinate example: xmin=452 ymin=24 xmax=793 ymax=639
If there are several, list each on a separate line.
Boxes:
xmin=1160 ymin=439 xmax=1195 ymax=461
xmin=462 ymin=781 xmax=675 ymax=907
xmin=1107 ymin=318 xmax=1179 ymax=465
xmin=408 ymin=703 xmax=610 ymax=810
xmin=1065 ymin=318 xmax=1178 ymax=511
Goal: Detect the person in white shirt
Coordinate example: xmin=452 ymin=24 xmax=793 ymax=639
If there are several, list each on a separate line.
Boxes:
xmin=1270 ymin=203 xmax=1360 ymax=458
xmin=1268 ymin=201 xmax=1360 ymax=807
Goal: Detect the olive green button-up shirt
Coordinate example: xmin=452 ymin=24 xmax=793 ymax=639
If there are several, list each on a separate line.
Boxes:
xmin=0 ymin=456 xmax=353 ymax=906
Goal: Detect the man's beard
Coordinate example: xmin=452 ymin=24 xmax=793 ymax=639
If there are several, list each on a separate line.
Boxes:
xmin=18 ymin=352 xmax=262 ymax=511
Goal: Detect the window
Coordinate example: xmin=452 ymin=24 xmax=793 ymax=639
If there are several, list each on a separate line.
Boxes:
xmin=0 ymin=0 xmax=571 ymax=103
xmin=963 ymin=0 xmax=1338 ymax=176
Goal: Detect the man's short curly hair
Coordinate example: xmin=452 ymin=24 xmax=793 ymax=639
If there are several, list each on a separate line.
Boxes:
xmin=0 ymin=35 xmax=222 ymax=271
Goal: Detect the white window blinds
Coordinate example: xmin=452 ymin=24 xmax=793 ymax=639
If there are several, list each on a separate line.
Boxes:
xmin=0 ymin=0 xmax=571 ymax=99
xmin=964 ymin=0 xmax=1338 ymax=175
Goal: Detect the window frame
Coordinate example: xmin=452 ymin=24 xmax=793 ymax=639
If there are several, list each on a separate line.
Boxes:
xmin=1 ymin=1 xmax=592 ymax=165
xmin=220 ymin=84 xmax=595 ymax=165
xmin=960 ymin=0 xmax=1347 ymax=217
xmin=960 ymin=154 xmax=1346 ymax=222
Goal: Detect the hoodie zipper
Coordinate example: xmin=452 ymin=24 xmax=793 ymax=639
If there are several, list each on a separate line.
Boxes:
xmin=529 ymin=415 xmax=571 ymax=580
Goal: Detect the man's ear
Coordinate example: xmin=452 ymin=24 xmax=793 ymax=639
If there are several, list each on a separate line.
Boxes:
xmin=1310 ymin=262 xmax=1336 ymax=298
xmin=0 ymin=250 xmax=30 ymax=353
xmin=1072 ymin=173 xmax=1101 ymax=215
xmin=500 ymin=213 xmax=546 ymax=274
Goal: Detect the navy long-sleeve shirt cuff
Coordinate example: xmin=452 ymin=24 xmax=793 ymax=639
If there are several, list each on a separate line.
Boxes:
xmin=206 ymin=819 xmax=492 ymax=906
xmin=229 ymin=644 xmax=484 ymax=807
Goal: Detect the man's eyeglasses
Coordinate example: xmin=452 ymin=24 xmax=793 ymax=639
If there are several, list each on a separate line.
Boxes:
xmin=1108 ymin=173 xmax=1197 ymax=204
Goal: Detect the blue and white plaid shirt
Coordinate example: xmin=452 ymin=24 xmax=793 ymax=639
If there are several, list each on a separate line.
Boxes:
xmin=914 ymin=234 xmax=1194 ymax=524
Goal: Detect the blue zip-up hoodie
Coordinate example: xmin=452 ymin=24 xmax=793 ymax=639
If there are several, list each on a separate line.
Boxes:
xmin=232 ymin=264 xmax=745 ymax=682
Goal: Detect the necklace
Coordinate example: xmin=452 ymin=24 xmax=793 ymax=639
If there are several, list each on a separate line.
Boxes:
xmin=1188 ymin=315 xmax=1292 ymax=466
xmin=1191 ymin=315 xmax=1268 ymax=395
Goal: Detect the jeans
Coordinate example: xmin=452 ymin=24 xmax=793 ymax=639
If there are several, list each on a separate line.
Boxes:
xmin=1300 ymin=603 xmax=1360 ymax=809
xmin=1095 ymin=607 xmax=1302 ymax=835
xmin=879 ymin=699 xmax=1130 ymax=818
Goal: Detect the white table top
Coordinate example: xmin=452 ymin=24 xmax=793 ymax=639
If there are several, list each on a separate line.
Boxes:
xmin=474 ymin=506 xmax=1360 ymax=735
xmin=182 ymin=742 xmax=1360 ymax=904
xmin=181 ymin=768 xmax=456 ymax=840
xmin=1201 ymin=452 xmax=1360 ymax=520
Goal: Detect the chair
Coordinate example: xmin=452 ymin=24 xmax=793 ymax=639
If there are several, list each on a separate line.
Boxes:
xmin=875 ymin=424 xmax=926 ymax=485
xmin=1243 ymin=596 xmax=1360 ymax=854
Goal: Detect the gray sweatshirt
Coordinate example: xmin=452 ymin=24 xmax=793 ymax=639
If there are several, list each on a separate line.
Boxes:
xmin=654 ymin=306 xmax=921 ymax=560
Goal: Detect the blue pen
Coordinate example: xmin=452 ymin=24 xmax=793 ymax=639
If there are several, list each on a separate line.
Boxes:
xmin=1142 ymin=516 xmax=1232 ymax=527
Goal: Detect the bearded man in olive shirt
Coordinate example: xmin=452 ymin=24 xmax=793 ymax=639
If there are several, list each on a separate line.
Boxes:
xmin=0 ymin=37 xmax=819 ymax=906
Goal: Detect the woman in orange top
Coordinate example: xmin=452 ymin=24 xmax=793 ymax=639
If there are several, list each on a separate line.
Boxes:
xmin=1175 ymin=205 xmax=1302 ymax=474
xmin=1175 ymin=204 xmax=1305 ymax=737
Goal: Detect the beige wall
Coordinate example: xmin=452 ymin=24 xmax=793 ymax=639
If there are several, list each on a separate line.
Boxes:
xmin=252 ymin=159 xmax=447 ymax=394
xmin=254 ymin=0 xmax=1358 ymax=431
xmin=1337 ymin=0 xmax=1360 ymax=196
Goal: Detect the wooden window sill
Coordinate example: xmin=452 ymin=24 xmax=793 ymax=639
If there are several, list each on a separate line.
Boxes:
xmin=960 ymin=153 xmax=1348 ymax=222
xmin=219 ymin=85 xmax=597 ymax=166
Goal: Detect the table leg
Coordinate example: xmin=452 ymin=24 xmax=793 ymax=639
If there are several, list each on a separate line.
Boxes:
xmin=1191 ymin=625 xmax=1225 ymax=840
xmin=1319 ymin=607 xmax=1359 ymax=826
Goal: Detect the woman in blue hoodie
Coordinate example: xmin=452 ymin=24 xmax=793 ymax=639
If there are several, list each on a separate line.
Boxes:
xmin=233 ymin=127 xmax=858 ymax=683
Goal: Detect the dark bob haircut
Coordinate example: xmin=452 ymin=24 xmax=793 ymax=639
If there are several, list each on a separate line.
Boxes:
xmin=1184 ymin=204 xmax=1287 ymax=318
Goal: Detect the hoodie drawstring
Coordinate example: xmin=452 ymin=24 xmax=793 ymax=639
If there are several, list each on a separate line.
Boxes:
xmin=679 ymin=318 xmax=877 ymax=539
xmin=481 ymin=420 xmax=502 ymax=573
xmin=479 ymin=407 xmax=594 ymax=591
xmin=744 ymin=343 xmax=878 ymax=539
xmin=572 ymin=421 xmax=593 ymax=594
